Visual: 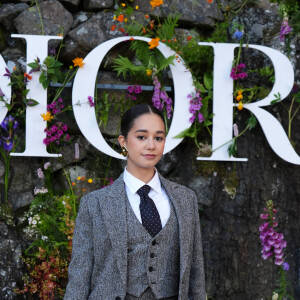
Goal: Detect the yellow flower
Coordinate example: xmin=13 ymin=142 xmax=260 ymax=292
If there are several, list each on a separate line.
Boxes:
xmin=136 ymin=5 xmax=139 ymax=9
xmin=237 ymin=89 xmax=243 ymax=95
xmin=237 ymin=102 xmax=243 ymax=110
xmin=41 ymin=111 xmax=53 ymax=122
xmin=125 ymin=18 xmax=128 ymax=22
xmin=148 ymin=37 xmax=160 ymax=49
xmin=150 ymin=0 xmax=164 ymax=8
xmin=236 ymin=94 xmax=243 ymax=101
xmin=88 ymin=179 xmax=93 ymax=183
xmin=113 ymin=16 xmax=116 ymax=20
xmin=72 ymin=57 xmax=85 ymax=68
xmin=77 ymin=176 xmax=81 ymax=180
xmin=121 ymin=3 xmax=126 ymax=6
xmin=146 ymin=69 xmax=153 ymax=76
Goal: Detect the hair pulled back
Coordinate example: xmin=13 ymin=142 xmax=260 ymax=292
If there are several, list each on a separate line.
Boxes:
xmin=121 ymin=104 xmax=165 ymax=138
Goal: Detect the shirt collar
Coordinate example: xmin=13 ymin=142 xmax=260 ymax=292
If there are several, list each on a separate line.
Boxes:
xmin=123 ymin=167 xmax=162 ymax=195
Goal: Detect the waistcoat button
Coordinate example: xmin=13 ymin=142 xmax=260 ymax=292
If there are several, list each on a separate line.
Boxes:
xmin=152 ymin=240 xmax=156 ymax=246
xmin=149 ymin=266 xmax=154 ymax=272
xmin=115 ymin=297 xmax=121 ymax=300
xmin=150 ymin=253 xmax=155 ymax=258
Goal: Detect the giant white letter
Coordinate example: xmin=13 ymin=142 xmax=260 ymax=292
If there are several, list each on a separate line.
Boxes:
xmin=11 ymin=34 xmax=62 ymax=157
xmin=197 ymin=42 xmax=299 ymax=164
xmin=72 ymin=36 xmax=194 ymax=159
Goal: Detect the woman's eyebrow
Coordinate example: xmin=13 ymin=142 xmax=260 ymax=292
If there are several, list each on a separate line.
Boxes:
xmin=135 ymin=129 xmax=165 ymax=134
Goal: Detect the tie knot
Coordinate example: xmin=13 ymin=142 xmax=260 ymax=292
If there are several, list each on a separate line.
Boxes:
xmin=137 ymin=185 xmax=151 ymax=197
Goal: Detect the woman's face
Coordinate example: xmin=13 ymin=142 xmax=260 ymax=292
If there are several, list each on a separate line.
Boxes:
xmin=119 ymin=113 xmax=166 ymax=175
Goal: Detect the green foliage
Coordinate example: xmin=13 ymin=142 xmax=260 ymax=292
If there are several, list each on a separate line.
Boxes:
xmin=113 ymin=55 xmax=146 ymax=79
xmin=28 ymin=56 xmax=64 ymax=89
xmin=228 ymin=139 xmax=237 ymax=157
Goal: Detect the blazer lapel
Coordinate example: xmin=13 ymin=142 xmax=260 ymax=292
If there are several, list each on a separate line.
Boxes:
xmin=160 ymin=176 xmax=193 ymax=282
xmin=98 ymin=175 xmax=128 ymax=285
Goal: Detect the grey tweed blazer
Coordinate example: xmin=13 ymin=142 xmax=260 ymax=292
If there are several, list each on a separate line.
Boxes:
xmin=64 ymin=174 xmax=206 ymax=300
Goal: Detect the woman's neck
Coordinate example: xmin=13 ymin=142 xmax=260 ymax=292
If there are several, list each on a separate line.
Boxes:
xmin=126 ymin=166 xmax=155 ymax=183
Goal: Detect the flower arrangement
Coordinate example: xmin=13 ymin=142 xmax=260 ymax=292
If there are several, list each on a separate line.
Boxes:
xmin=259 ymin=200 xmax=293 ymax=299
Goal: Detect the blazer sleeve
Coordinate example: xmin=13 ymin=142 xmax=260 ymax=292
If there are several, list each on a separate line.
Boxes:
xmin=188 ymin=192 xmax=206 ymax=300
xmin=64 ymin=196 xmax=94 ymax=300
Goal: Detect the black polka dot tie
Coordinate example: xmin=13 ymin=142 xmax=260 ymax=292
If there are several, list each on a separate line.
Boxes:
xmin=137 ymin=185 xmax=162 ymax=237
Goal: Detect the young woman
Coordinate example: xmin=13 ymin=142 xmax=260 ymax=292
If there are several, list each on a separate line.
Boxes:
xmin=64 ymin=104 xmax=206 ymax=300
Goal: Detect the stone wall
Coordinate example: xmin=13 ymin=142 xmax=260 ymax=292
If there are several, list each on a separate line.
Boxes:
xmin=1 ymin=0 xmax=300 ymax=299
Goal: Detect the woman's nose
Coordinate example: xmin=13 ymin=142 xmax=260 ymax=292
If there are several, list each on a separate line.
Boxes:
xmin=146 ymin=138 xmax=155 ymax=149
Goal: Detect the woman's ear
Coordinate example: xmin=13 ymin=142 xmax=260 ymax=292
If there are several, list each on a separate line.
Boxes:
xmin=118 ymin=135 xmax=126 ymax=147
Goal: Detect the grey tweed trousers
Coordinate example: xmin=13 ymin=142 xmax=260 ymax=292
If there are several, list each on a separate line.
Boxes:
xmin=126 ymin=288 xmax=178 ymax=300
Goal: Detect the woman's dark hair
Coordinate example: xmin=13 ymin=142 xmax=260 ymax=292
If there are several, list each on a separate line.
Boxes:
xmin=121 ymin=104 xmax=165 ymax=138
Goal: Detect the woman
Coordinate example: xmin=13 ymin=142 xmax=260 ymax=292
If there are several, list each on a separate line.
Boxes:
xmin=64 ymin=104 xmax=206 ymax=300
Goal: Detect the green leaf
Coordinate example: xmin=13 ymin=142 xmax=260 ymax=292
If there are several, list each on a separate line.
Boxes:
xmin=247 ymin=115 xmax=257 ymax=129
xmin=204 ymin=72 xmax=213 ymax=90
xmin=174 ymin=127 xmax=196 ymax=138
xmin=157 ymin=55 xmax=175 ymax=73
xmin=227 ymin=139 xmax=237 ymax=157
xmin=28 ymin=62 xmax=40 ymax=69
xmin=112 ymin=55 xmax=145 ymax=79
xmin=25 ymin=99 xmax=39 ymax=107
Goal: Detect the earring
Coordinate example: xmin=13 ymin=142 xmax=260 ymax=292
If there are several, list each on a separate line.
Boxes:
xmin=121 ymin=146 xmax=128 ymax=157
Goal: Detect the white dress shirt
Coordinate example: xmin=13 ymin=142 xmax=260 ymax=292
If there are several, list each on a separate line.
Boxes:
xmin=123 ymin=168 xmax=170 ymax=227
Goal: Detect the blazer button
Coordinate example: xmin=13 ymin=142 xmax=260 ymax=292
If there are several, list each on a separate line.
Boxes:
xmin=149 ymin=266 xmax=154 ymax=272
xmin=115 ymin=297 xmax=121 ymax=300
xmin=150 ymin=253 xmax=155 ymax=258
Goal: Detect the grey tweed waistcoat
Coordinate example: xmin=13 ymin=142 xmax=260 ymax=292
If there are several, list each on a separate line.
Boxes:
xmin=126 ymin=197 xmax=180 ymax=299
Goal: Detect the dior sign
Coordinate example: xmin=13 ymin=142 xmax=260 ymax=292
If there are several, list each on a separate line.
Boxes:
xmin=0 ymin=35 xmax=298 ymax=164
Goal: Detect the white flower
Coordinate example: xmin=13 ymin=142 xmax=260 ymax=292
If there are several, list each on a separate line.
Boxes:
xmin=272 ymin=293 xmax=279 ymax=300
xmin=32 ymin=220 xmax=37 ymax=225
xmin=44 ymin=162 xmax=51 ymax=170
xmin=28 ymin=217 xmax=33 ymax=224
xmin=62 ymin=201 xmax=66 ymax=205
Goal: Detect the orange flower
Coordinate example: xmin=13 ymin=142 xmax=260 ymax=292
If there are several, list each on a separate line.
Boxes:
xmin=146 ymin=69 xmax=153 ymax=76
xmin=82 ymin=188 xmax=87 ymax=192
xmin=145 ymin=14 xmax=149 ymax=19
xmin=237 ymin=102 xmax=243 ymax=110
xmin=88 ymin=179 xmax=93 ymax=183
xmin=130 ymin=37 xmax=134 ymax=41
xmin=72 ymin=182 xmax=76 ymax=186
xmin=111 ymin=25 xmax=116 ymax=31
xmin=186 ymin=36 xmax=192 ymax=41
xmin=148 ymin=37 xmax=160 ymax=49
xmin=236 ymin=94 xmax=243 ymax=101
xmin=72 ymin=57 xmax=85 ymax=68
xmin=24 ymin=73 xmax=32 ymax=80
xmin=142 ymin=27 xmax=147 ymax=34
xmin=121 ymin=3 xmax=126 ymax=7
xmin=117 ymin=14 xmax=124 ymax=22
xmin=81 ymin=176 xmax=86 ymax=181
xmin=41 ymin=111 xmax=53 ymax=122
xmin=118 ymin=27 xmax=125 ymax=33
xmin=150 ymin=0 xmax=163 ymax=8
xmin=207 ymin=0 xmax=213 ymax=3
xmin=13 ymin=66 xmax=16 ymax=71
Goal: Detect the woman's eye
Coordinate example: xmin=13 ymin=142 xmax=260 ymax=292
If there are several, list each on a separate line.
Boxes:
xmin=155 ymin=137 xmax=164 ymax=141
xmin=137 ymin=136 xmax=146 ymax=140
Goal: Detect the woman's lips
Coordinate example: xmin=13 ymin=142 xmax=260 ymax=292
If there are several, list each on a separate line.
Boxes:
xmin=143 ymin=154 xmax=156 ymax=159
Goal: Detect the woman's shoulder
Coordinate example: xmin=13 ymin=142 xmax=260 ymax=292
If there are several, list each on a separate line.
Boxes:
xmin=160 ymin=175 xmax=196 ymax=197
xmin=80 ymin=175 xmax=124 ymax=205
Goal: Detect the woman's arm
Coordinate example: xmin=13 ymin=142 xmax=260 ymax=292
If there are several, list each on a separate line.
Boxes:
xmin=188 ymin=193 xmax=206 ymax=300
xmin=64 ymin=196 xmax=94 ymax=300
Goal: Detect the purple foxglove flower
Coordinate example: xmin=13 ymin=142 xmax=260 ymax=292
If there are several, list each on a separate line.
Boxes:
xmin=263 ymin=245 xmax=271 ymax=252
xmin=274 ymin=247 xmax=282 ymax=254
xmin=282 ymin=262 xmax=289 ymax=270
xmin=62 ymin=124 xmax=67 ymax=131
xmin=268 ymin=238 xmax=276 ymax=246
xmin=198 ymin=112 xmax=204 ymax=123
xmin=260 ymin=213 xmax=268 ymax=220
xmin=280 ymin=240 xmax=287 ymax=248
xmin=275 ymin=252 xmax=284 ymax=259
xmin=37 ymin=168 xmax=44 ymax=179
xmin=134 ymin=85 xmax=142 ymax=94
xmin=44 ymin=162 xmax=51 ymax=170
xmin=262 ymin=252 xmax=273 ymax=260
xmin=275 ymin=258 xmax=283 ymax=265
